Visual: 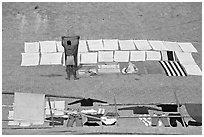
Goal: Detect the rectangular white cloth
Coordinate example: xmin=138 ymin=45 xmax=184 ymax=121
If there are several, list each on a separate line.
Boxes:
xmin=13 ymin=92 xmax=45 ymax=124
xmin=178 ymin=42 xmax=198 ymax=53
xmin=80 ymin=52 xmax=98 ymax=64
xmin=98 ymin=68 xmax=120 ymax=73
xmin=54 ymin=101 xmax=65 ymax=116
xmin=134 ymin=40 xmax=152 ymax=50
xmin=146 ymin=51 xmax=161 ymax=61
xmin=98 ymin=51 xmax=114 ymax=62
xmin=98 ymin=63 xmax=120 ymax=69
xmin=119 ymin=40 xmax=136 ymax=50
xmin=163 ymin=41 xmax=183 ymax=52
xmin=24 ymin=42 xmax=40 ymax=53
xmin=40 ymin=52 xmax=63 ymax=65
xmin=175 ymin=52 xmax=196 ymax=65
xmin=39 ymin=41 xmax=57 ymax=53
xmin=78 ymin=40 xmax=88 ymax=53
xmin=114 ymin=51 xmax=130 ymax=62
xmin=161 ymin=51 xmax=168 ymax=61
xmin=130 ymin=51 xmax=146 ymax=61
xmin=103 ymin=39 xmax=119 ymax=50
xmin=148 ymin=40 xmax=168 ymax=51
xmin=56 ymin=41 xmax=64 ymax=52
xmin=182 ymin=64 xmax=202 ymax=76
xmin=8 ymin=111 xmax=20 ymax=126
xmin=45 ymin=101 xmax=55 ymax=115
xmin=87 ymin=40 xmax=104 ymax=51
xmin=21 ymin=53 xmax=40 ymax=66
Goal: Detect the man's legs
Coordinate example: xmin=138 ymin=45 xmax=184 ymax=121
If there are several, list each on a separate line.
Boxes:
xmin=73 ymin=65 xmax=79 ymax=80
xmin=66 ymin=65 xmax=71 ymax=80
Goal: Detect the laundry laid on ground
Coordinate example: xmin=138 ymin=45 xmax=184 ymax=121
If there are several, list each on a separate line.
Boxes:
xmin=20 ymin=39 xmax=201 ymax=76
xmin=159 ymin=61 xmax=187 ymax=76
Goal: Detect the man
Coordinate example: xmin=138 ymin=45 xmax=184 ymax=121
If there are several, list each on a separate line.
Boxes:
xmin=62 ymin=35 xmax=80 ymax=80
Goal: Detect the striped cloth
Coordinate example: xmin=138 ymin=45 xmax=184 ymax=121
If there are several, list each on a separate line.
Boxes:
xmin=159 ymin=61 xmax=187 ymax=76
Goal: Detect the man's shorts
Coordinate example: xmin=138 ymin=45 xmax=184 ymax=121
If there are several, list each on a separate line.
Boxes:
xmin=66 ymin=56 xmax=76 ymax=66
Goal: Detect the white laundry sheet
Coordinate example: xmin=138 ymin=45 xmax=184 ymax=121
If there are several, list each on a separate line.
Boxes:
xmin=24 ymin=42 xmax=40 ymax=53
xmin=161 ymin=51 xmax=168 ymax=61
xmin=182 ymin=64 xmax=202 ymax=76
xmin=146 ymin=51 xmax=161 ymax=61
xmin=87 ymin=40 xmax=104 ymax=51
xmin=163 ymin=41 xmax=183 ymax=52
xmin=119 ymin=40 xmax=136 ymax=50
xmin=130 ymin=51 xmax=146 ymax=61
xmin=175 ymin=52 xmax=197 ymax=65
xmin=98 ymin=51 xmax=114 ymax=62
xmin=13 ymin=92 xmax=45 ymax=125
xmin=39 ymin=41 xmax=57 ymax=53
xmin=98 ymin=63 xmax=120 ymax=69
xmin=40 ymin=52 xmax=63 ymax=65
xmin=178 ymin=42 xmax=198 ymax=53
xmin=56 ymin=41 xmax=64 ymax=52
xmin=148 ymin=40 xmax=168 ymax=51
xmin=103 ymin=39 xmax=119 ymax=50
xmin=21 ymin=53 xmax=40 ymax=66
xmin=45 ymin=101 xmax=55 ymax=115
xmin=114 ymin=51 xmax=130 ymax=62
xmin=78 ymin=40 xmax=88 ymax=53
xmin=80 ymin=52 xmax=98 ymax=64
xmin=45 ymin=101 xmax=65 ymax=116
xmin=134 ymin=40 xmax=152 ymax=50
xmin=98 ymin=68 xmax=121 ymax=73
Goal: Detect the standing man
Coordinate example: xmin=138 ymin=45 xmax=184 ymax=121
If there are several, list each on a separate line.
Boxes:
xmin=62 ymin=35 xmax=80 ymax=80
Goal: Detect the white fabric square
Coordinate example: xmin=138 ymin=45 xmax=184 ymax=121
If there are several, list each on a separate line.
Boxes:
xmin=134 ymin=40 xmax=152 ymax=50
xmin=8 ymin=121 xmax=20 ymax=126
xmin=119 ymin=40 xmax=136 ymax=50
xmin=98 ymin=51 xmax=114 ymax=62
xmin=103 ymin=39 xmax=119 ymax=50
xmin=163 ymin=41 xmax=182 ymax=52
xmin=178 ymin=42 xmax=198 ymax=53
xmin=87 ymin=40 xmax=104 ymax=51
xmin=175 ymin=52 xmax=196 ymax=65
xmin=21 ymin=53 xmax=40 ymax=66
xmin=78 ymin=40 xmax=88 ymax=53
xmin=148 ymin=40 xmax=168 ymax=51
xmin=54 ymin=101 xmax=65 ymax=116
xmin=182 ymin=64 xmax=202 ymax=76
xmin=56 ymin=41 xmax=64 ymax=52
xmin=39 ymin=41 xmax=57 ymax=53
xmin=114 ymin=51 xmax=130 ymax=62
xmin=130 ymin=51 xmax=146 ymax=61
xmin=146 ymin=51 xmax=161 ymax=61
xmin=24 ymin=42 xmax=40 ymax=53
xmin=40 ymin=52 xmax=63 ymax=65
xmin=8 ymin=111 xmax=14 ymax=120
xmin=45 ymin=101 xmax=55 ymax=115
xmin=14 ymin=92 xmax=45 ymax=124
xmin=80 ymin=52 xmax=98 ymax=64
xmin=161 ymin=51 xmax=168 ymax=61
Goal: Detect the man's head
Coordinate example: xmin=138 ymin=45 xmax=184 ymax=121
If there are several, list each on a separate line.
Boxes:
xmin=67 ymin=40 xmax=71 ymax=46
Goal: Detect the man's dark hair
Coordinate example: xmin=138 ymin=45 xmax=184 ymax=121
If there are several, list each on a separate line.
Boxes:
xmin=67 ymin=40 xmax=71 ymax=45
